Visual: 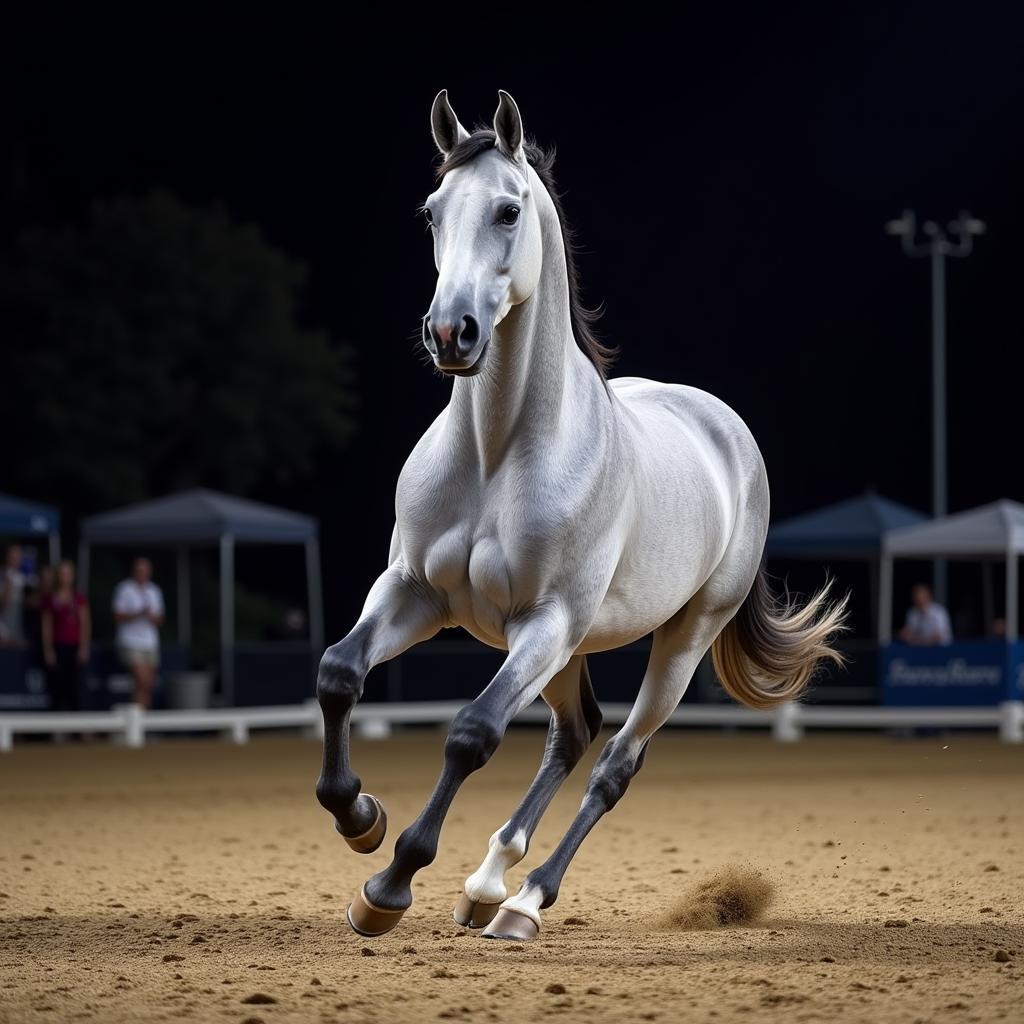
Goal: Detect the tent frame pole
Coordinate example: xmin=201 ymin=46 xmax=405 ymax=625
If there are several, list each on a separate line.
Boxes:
xmin=220 ymin=534 xmax=235 ymax=706
xmin=305 ymin=536 xmax=325 ymax=662
xmin=868 ymin=556 xmax=879 ymax=643
xmin=177 ymin=545 xmax=191 ymax=650
xmin=78 ymin=542 xmax=90 ymax=597
xmin=1007 ymin=545 xmax=1018 ymax=643
xmin=981 ymin=559 xmax=994 ymax=635
xmin=879 ymin=550 xmax=893 ymax=644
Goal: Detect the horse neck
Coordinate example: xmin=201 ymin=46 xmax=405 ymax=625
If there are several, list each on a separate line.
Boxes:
xmin=446 ymin=188 xmax=599 ymax=475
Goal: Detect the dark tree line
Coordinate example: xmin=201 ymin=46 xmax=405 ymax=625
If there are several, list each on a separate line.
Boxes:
xmin=0 ymin=188 xmax=355 ymax=512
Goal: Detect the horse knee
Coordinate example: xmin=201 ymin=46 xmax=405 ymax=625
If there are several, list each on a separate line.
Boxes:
xmin=316 ymin=642 xmax=364 ymax=714
xmin=444 ymin=705 xmax=502 ymax=776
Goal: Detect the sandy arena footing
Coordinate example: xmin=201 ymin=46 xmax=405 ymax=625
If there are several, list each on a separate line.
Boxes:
xmin=1 ymin=730 xmax=1021 ymax=1023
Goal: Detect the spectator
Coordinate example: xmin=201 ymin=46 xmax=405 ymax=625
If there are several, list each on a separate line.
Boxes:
xmin=41 ymin=560 xmax=90 ymax=712
xmin=899 ymin=583 xmax=953 ymax=646
xmin=0 ymin=543 xmax=26 ymax=647
xmin=264 ymin=607 xmax=308 ymax=642
xmin=112 ymin=557 xmax=165 ymax=708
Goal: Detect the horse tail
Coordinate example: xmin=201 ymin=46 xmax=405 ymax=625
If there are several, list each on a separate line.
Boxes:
xmin=711 ymin=566 xmax=849 ymax=710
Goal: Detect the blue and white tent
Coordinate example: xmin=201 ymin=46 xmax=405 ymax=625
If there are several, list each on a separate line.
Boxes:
xmin=79 ymin=488 xmax=322 ymax=703
xmin=0 ymin=491 xmax=61 ymax=562
xmin=880 ymin=500 xmax=1024 ymax=642
xmin=767 ymin=492 xmax=927 ymax=559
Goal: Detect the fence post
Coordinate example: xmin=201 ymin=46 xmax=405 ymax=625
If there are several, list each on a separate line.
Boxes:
xmin=0 ymin=723 xmax=12 ymax=753
xmin=354 ymin=716 xmax=392 ymax=740
xmin=115 ymin=703 xmax=145 ymax=748
xmin=302 ymin=697 xmax=323 ymax=740
xmin=999 ymin=701 xmax=1024 ymax=743
xmin=225 ymin=719 xmax=249 ymax=744
xmin=772 ymin=702 xmax=802 ymax=743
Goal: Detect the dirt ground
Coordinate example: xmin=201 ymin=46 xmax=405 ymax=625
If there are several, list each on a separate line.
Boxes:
xmin=0 ymin=728 xmax=1021 ymax=1024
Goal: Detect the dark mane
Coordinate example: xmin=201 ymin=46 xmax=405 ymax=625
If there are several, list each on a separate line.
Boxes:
xmin=436 ymin=128 xmax=617 ymax=381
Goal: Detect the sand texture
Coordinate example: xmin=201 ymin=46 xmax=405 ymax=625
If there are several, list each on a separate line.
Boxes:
xmin=1 ymin=730 xmax=1021 ymax=1023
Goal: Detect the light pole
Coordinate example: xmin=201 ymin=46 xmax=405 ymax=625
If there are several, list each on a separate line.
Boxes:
xmin=886 ymin=209 xmax=985 ymax=604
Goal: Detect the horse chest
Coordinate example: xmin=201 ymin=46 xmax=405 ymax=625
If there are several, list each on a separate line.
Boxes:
xmin=397 ymin=446 xmax=574 ymax=638
xmin=419 ymin=530 xmax=514 ymax=636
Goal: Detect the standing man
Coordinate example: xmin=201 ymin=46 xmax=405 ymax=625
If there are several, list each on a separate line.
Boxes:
xmin=113 ymin=557 xmax=165 ymax=708
xmin=899 ymin=583 xmax=953 ymax=646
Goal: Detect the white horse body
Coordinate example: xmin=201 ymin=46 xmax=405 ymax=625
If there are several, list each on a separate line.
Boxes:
xmin=315 ymin=90 xmax=845 ymax=943
xmin=393 ymin=372 xmax=767 ymax=657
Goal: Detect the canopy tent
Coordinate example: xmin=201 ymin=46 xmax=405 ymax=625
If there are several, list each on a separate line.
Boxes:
xmin=79 ymin=488 xmax=324 ymax=702
xmin=0 ymin=491 xmax=61 ymax=563
xmin=880 ymin=500 xmax=1024 ymax=643
xmin=767 ymin=492 xmax=927 ymax=559
xmin=767 ymin=492 xmax=928 ymax=645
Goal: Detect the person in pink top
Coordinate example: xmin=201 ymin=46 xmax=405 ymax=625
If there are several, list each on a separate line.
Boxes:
xmin=41 ymin=560 xmax=91 ymax=712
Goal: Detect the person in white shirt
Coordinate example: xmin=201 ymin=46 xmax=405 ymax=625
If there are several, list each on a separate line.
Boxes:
xmin=899 ymin=583 xmax=953 ymax=646
xmin=112 ymin=557 xmax=165 ymax=707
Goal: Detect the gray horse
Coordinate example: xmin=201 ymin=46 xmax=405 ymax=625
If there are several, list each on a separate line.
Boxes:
xmin=315 ymin=89 xmax=847 ymax=941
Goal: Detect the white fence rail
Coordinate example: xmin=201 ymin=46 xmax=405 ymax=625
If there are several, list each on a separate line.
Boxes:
xmin=1 ymin=700 xmax=1022 ymax=752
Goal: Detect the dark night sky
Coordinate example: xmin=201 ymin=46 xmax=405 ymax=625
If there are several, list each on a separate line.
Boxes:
xmin=4 ymin=7 xmax=1024 ymax=636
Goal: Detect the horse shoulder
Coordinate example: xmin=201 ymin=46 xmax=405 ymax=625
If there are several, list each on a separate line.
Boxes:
xmin=396 ymin=408 xmax=463 ymax=513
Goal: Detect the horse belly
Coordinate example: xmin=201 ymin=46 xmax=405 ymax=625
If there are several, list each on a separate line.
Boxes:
xmin=578 ymin=544 xmax=709 ymax=654
xmin=578 ymin=417 xmax=737 ymax=653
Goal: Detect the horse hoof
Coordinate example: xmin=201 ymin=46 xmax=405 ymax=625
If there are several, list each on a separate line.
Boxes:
xmin=453 ymin=892 xmax=502 ymax=929
xmin=481 ymin=908 xmax=540 ymax=942
xmin=346 ymin=884 xmax=407 ymax=937
xmin=337 ymin=794 xmax=387 ymax=854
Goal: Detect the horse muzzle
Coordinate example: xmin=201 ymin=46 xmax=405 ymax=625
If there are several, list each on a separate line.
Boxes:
xmin=422 ymin=313 xmax=490 ymax=376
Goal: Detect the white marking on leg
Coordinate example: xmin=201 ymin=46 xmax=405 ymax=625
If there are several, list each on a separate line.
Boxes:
xmin=464 ymin=824 xmax=527 ymax=904
xmin=497 ymin=881 xmax=544 ymax=928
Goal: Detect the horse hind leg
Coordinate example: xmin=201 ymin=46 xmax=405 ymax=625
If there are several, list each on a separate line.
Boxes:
xmin=454 ymin=655 xmax=602 ymax=929
xmin=315 ymin=567 xmax=442 ymax=853
xmin=483 ymin=584 xmax=748 ymax=941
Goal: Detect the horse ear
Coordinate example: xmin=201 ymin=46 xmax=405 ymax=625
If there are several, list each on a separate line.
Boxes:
xmin=431 ymin=89 xmax=469 ymax=156
xmin=493 ymin=90 xmax=524 ymax=162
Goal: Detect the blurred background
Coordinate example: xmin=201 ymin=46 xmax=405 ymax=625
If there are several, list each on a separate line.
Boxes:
xmin=2 ymin=7 xmax=1023 ymax=718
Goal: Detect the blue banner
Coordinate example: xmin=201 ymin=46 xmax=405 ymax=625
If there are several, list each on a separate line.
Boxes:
xmin=880 ymin=641 xmax=1024 ymax=706
xmin=1008 ymin=643 xmax=1024 ymax=701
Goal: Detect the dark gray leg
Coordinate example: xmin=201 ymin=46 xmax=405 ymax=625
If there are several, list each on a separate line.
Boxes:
xmin=482 ymin=730 xmax=649 ymax=938
xmin=347 ymin=609 xmax=573 ymax=936
xmin=454 ymin=656 xmax=602 ymax=926
xmin=484 ymin=598 xmax=739 ymax=940
xmin=315 ymin=568 xmax=442 ymax=851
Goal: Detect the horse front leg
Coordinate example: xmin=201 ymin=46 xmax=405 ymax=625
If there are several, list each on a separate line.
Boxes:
xmin=315 ymin=567 xmax=443 ymax=853
xmin=453 ymin=655 xmax=602 ymax=929
xmin=346 ymin=605 xmax=574 ymax=937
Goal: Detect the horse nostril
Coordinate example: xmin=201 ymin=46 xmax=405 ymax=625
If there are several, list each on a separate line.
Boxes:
xmin=458 ymin=315 xmax=480 ymax=355
xmin=422 ymin=315 xmax=437 ymax=354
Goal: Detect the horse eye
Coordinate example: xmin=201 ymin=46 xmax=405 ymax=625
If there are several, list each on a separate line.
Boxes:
xmin=500 ymin=205 xmax=521 ymax=226
xmin=423 ymin=208 xmax=434 ymax=224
